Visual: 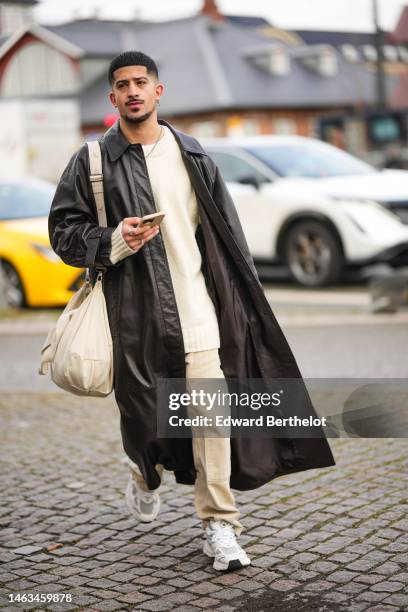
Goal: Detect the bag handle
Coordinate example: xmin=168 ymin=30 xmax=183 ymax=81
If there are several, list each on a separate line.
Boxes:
xmin=87 ymin=140 xmax=107 ymax=227
xmin=85 ymin=141 xmax=107 ymax=273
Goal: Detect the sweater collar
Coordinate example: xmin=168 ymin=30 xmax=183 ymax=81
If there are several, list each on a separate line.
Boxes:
xmin=103 ymin=118 xmax=208 ymax=162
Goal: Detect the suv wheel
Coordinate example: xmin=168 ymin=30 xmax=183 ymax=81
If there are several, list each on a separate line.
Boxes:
xmin=283 ymin=220 xmax=343 ymax=287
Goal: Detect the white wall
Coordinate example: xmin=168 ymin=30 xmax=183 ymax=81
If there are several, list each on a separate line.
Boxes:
xmin=0 ymin=99 xmax=82 ymax=182
xmin=0 ymin=4 xmax=33 ymax=37
xmin=1 ymin=41 xmax=79 ymax=96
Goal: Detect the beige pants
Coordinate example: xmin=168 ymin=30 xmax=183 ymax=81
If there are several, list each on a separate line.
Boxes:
xmin=130 ymin=348 xmax=242 ymax=535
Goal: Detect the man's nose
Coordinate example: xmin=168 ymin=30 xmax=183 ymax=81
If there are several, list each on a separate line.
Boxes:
xmin=127 ymin=83 xmax=139 ymax=96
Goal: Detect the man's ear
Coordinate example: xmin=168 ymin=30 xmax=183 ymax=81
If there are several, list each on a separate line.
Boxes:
xmin=155 ymin=82 xmax=164 ymax=103
xmin=109 ymin=91 xmax=117 ymax=108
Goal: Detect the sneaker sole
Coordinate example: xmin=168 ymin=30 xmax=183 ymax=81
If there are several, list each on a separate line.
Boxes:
xmin=125 ymin=479 xmax=160 ymax=523
xmin=203 ymin=541 xmax=251 ymax=572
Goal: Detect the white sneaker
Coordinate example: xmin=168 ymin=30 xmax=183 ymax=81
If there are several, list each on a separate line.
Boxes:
xmin=203 ymin=520 xmax=251 ymax=571
xmin=125 ymin=470 xmax=160 ymax=523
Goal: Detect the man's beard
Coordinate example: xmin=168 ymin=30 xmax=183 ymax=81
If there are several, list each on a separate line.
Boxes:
xmin=122 ymin=107 xmax=155 ymax=125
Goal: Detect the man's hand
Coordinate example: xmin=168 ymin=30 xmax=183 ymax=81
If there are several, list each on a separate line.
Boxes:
xmin=122 ymin=216 xmax=160 ymax=251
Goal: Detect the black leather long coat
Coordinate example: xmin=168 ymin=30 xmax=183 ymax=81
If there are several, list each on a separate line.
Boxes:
xmin=48 ymin=118 xmax=336 ymax=490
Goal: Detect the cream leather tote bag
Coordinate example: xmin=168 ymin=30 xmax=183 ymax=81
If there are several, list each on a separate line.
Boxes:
xmin=38 ymin=141 xmax=113 ymax=396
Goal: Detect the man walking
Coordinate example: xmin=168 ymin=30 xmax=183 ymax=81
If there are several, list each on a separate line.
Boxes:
xmin=48 ymin=51 xmax=335 ymax=572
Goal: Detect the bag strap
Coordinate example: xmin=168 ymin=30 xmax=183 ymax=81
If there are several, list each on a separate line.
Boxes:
xmin=87 ymin=140 xmax=107 ymax=227
xmin=84 ymin=140 xmax=107 ymax=271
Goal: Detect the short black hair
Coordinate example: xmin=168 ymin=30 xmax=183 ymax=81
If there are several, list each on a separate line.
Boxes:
xmin=108 ymin=51 xmax=159 ymax=86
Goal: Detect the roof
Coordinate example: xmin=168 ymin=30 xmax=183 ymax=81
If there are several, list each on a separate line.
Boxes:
xmin=390 ymin=6 xmax=408 ymax=44
xmin=77 ymin=16 xmax=400 ymax=123
xmin=294 ymin=29 xmax=382 ymax=47
xmin=80 ymin=16 xmax=225 ymax=122
xmin=0 ymin=15 xmax=400 ymax=123
xmin=0 ymin=23 xmax=83 ymax=60
xmin=226 ymin=15 xmax=270 ymax=28
xmin=208 ymin=20 xmax=397 ymax=108
xmin=46 ymin=18 xmax=151 ymax=57
xmin=0 ymin=0 xmax=38 ymax=5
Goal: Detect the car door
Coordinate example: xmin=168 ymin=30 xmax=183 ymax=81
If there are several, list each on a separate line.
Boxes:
xmin=207 ymin=148 xmax=281 ymax=259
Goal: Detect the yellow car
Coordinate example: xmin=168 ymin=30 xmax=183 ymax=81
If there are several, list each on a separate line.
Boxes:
xmin=0 ymin=178 xmax=85 ymax=308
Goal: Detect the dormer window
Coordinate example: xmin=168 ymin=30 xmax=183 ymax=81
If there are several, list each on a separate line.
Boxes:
xmin=242 ymin=44 xmax=291 ymax=76
xmin=398 ymin=46 xmax=408 ymax=62
xmin=362 ymin=44 xmax=377 ymax=62
xmin=383 ymin=45 xmax=398 ymax=62
xmin=340 ymin=44 xmax=360 ymax=63
xmin=292 ymin=44 xmax=338 ymax=76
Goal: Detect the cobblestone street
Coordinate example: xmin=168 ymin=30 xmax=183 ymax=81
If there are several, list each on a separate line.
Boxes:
xmin=0 ymin=392 xmax=407 ymax=611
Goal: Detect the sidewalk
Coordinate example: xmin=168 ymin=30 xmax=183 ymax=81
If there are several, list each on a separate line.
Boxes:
xmin=0 ymin=392 xmax=407 ymax=612
xmin=2 ymin=285 xmax=408 ymax=335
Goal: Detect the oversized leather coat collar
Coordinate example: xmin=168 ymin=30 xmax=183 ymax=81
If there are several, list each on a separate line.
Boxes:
xmin=104 ymin=118 xmax=207 ymax=162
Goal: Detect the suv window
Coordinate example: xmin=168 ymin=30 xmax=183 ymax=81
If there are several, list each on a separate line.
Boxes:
xmin=0 ymin=182 xmax=55 ymax=220
xmin=209 ymin=151 xmax=268 ymax=185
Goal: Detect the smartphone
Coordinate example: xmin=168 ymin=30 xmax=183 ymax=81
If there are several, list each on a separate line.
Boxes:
xmin=137 ymin=212 xmax=166 ymax=229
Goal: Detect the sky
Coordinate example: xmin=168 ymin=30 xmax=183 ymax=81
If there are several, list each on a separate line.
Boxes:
xmin=34 ymin=0 xmax=407 ymax=32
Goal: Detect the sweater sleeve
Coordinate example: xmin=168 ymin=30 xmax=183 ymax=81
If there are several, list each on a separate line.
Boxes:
xmin=109 ymin=220 xmax=137 ymax=264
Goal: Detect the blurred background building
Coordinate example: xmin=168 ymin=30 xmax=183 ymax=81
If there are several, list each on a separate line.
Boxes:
xmin=0 ymin=0 xmax=407 ymax=181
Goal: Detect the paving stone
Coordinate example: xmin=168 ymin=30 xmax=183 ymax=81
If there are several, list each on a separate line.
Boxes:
xmin=370 ymin=581 xmax=405 ymax=593
xmin=167 ymin=578 xmax=193 ymax=588
xmin=120 ymin=593 xmax=156 ymax=608
xmin=186 ymin=597 xmax=220 ymax=610
xmin=372 ymin=562 xmax=403 ymax=576
xmin=354 ymin=574 xmax=389 ymax=585
xmin=210 ymin=588 xmax=245 ymax=600
xmin=88 ymin=601 xmax=124 ymax=611
xmin=364 ymin=606 xmax=401 ymax=612
xmin=309 ymin=560 xmax=339 ymax=572
xmin=256 ymin=570 xmax=281 ymax=584
xmin=269 ymin=579 xmax=301 ymax=591
xmin=303 ymin=580 xmax=334 ymax=592
xmin=327 ymin=570 xmax=360 ymax=583
xmin=289 ymin=552 xmax=320 ymax=564
xmin=2 ymin=397 xmax=407 ymax=612
xmin=356 ymin=591 xmax=390 ymax=603
xmin=189 ymin=582 xmax=220 ymax=595
xmin=382 ymin=593 xmax=408 ymax=607
xmin=142 ymin=584 xmax=177 ymax=596
xmin=13 ymin=546 xmax=43 ymax=555
xmin=162 ymin=591 xmax=198 ymax=605
xmin=322 ymin=592 xmax=351 ymax=603
xmin=337 ymin=582 xmax=367 ymax=594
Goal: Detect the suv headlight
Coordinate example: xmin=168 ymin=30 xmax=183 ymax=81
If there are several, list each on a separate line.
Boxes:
xmin=331 ymin=197 xmax=403 ymax=221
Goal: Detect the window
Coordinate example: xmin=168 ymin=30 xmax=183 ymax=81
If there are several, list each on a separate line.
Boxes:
xmin=398 ymin=46 xmax=408 ymax=62
xmin=247 ymin=142 xmax=375 ymax=178
xmin=383 ymin=45 xmax=398 ymax=62
xmin=190 ymin=121 xmax=219 ymax=138
xmin=362 ymin=45 xmax=377 ymax=62
xmin=273 ymin=118 xmax=296 ymax=135
xmin=209 ymin=151 xmax=268 ymax=184
xmin=340 ymin=44 xmax=360 ymax=63
xmin=0 ymin=181 xmax=55 ymax=220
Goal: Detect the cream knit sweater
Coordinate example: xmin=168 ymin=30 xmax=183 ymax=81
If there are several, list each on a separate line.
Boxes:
xmin=109 ymin=126 xmax=220 ymax=353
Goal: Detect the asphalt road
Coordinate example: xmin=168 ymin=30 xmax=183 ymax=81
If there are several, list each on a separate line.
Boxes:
xmin=1 ymin=320 xmax=408 ymax=393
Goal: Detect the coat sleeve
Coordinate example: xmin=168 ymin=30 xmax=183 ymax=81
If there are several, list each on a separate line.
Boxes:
xmin=48 ymin=143 xmax=119 ymax=269
xmin=210 ymin=162 xmax=262 ymax=286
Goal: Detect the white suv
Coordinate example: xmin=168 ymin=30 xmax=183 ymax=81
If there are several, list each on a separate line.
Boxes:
xmin=200 ymin=134 xmax=408 ymax=287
